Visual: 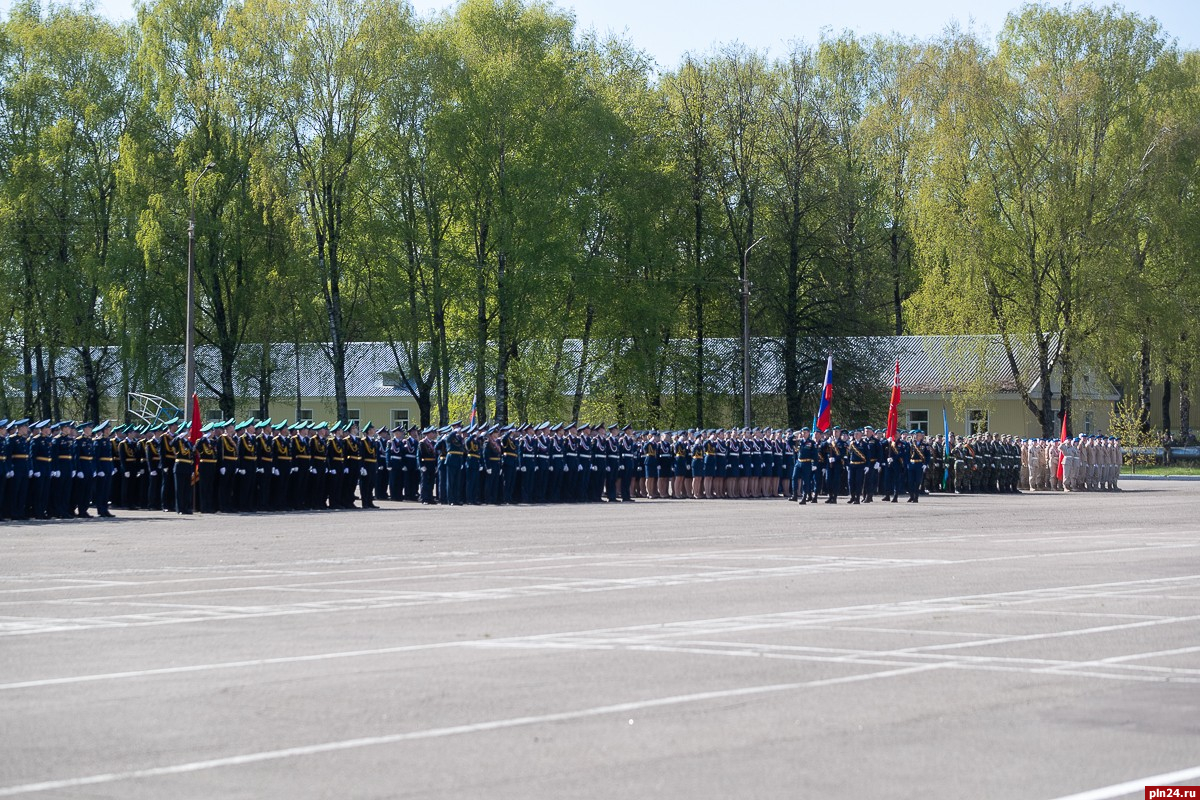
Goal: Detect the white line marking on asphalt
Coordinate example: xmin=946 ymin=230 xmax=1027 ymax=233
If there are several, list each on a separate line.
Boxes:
xmin=0 ymin=664 xmax=945 ymax=797
xmin=1044 ymin=764 xmax=1200 ymax=800
xmin=6 ymin=574 xmax=1200 ymax=691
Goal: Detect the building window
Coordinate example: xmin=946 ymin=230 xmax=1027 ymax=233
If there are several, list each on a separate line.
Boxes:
xmin=299 ymin=409 xmax=313 ymax=421
xmin=391 ymin=409 xmax=410 ymax=427
xmin=907 ymin=409 xmax=929 ymax=433
xmin=347 ymin=409 xmax=361 ymax=422
xmin=967 ymin=409 xmax=989 ymax=436
xmin=1084 ymin=410 xmax=1095 ymax=435
xmin=205 ymin=409 xmax=223 ymax=422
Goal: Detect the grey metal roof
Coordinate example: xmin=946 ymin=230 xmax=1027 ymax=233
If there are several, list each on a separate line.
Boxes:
xmin=875 ymin=335 xmax=1051 ymax=394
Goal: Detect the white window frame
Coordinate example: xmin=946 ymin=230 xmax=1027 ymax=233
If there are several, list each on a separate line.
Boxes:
xmin=906 ymin=409 xmax=929 ymax=433
xmin=391 ymin=409 xmax=410 ymax=427
xmin=967 ymin=409 xmax=989 ymax=436
xmin=347 ymin=409 xmax=361 ymax=422
xmin=299 ymin=409 xmax=314 ymax=421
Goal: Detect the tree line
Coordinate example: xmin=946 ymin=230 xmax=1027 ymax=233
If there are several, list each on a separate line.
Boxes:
xmin=1 ymin=0 xmax=1196 ymax=437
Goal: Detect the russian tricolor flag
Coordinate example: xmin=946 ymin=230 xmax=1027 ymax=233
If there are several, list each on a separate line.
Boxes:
xmin=815 ymin=355 xmax=833 ymax=432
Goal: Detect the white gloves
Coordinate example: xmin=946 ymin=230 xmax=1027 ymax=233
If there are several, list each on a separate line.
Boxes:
xmin=220 ymin=467 xmax=226 ymax=475
xmin=360 ymin=468 xmax=367 ymax=477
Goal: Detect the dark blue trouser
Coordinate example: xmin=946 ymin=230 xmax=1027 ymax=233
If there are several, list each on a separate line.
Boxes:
xmin=464 ymin=459 xmax=480 ymax=504
xmin=908 ymin=464 xmax=925 ymax=501
xmin=799 ymin=463 xmax=815 ymax=499
xmin=848 ymin=464 xmax=865 ymax=499
xmin=420 ymin=464 xmax=436 ymax=503
xmin=502 ymin=458 xmax=517 ymax=504
xmin=444 ymin=456 xmax=462 ymax=504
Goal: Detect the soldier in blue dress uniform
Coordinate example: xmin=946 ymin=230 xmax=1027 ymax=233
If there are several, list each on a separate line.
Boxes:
xmin=70 ymin=421 xmax=97 ymax=518
xmin=796 ymin=428 xmax=818 ymax=504
xmin=375 ymin=425 xmax=391 ymax=501
xmin=907 ymin=430 xmax=931 ymax=503
xmin=387 ymin=425 xmax=406 ymax=502
xmin=846 ymin=429 xmax=868 ymax=504
xmin=862 ymin=427 xmax=880 ymax=503
xmin=5 ymin=420 xmax=32 ymax=519
xmin=888 ymin=434 xmax=909 ymax=503
xmin=819 ymin=426 xmax=843 ymax=504
xmin=28 ymin=421 xmax=52 ymax=519
xmin=93 ymin=422 xmax=116 ymax=517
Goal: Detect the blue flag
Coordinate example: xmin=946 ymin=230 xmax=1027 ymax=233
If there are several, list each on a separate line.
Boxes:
xmin=942 ymin=407 xmax=950 ymax=490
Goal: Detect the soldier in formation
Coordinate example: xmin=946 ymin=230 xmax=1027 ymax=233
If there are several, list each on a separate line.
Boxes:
xmin=1020 ymin=435 xmax=1122 ymax=492
xmin=0 ymin=416 xmax=1121 ymax=520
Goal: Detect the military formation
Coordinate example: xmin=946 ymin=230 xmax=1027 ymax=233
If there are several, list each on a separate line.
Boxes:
xmin=0 ymin=415 xmax=1121 ymax=521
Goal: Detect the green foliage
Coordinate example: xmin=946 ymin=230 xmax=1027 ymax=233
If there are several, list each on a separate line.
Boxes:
xmin=1109 ymin=395 xmax=1159 ymax=466
xmin=0 ymin=0 xmax=1196 ymax=433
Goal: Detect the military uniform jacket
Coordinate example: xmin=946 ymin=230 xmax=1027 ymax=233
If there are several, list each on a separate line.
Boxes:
xmin=310 ymin=436 xmax=329 ymax=472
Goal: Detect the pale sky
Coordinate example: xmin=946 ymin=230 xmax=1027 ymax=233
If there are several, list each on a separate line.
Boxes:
xmin=2 ymin=0 xmax=1198 ymax=68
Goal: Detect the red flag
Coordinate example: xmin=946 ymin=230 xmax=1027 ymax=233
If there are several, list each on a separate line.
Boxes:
xmin=1056 ymin=411 xmax=1068 ymax=482
xmin=885 ymin=360 xmax=901 ymax=440
xmin=188 ymin=393 xmax=202 ymax=444
xmin=189 ymin=393 xmax=202 ymax=485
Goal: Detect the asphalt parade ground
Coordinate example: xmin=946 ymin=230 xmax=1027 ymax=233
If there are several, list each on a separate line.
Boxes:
xmin=2 ymin=484 xmax=1199 ymax=800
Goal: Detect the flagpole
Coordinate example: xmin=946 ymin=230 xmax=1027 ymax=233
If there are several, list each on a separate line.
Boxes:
xmin=184 ymin=162 xmax=216 ymax=425
xmin=942 ymin=407 xmax=950 ymax=491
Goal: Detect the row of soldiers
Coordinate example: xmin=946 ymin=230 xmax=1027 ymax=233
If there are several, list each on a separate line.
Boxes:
xmin=0 ymin=416 xmax=1120 ymax=520
xmin=1021 ymin=436 xmax=1122 ymax=492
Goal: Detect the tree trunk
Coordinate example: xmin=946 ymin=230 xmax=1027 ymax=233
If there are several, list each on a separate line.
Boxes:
xmin=572 ymin=302 xmax=594 ymax=423
xmin=891 ymin=221 xmax=903 ymax=335
xmin=221 ymin=346 xmax=236 ymax=420
xmin=33 ymin=346 xmax=47 ymax=420
xmin=494 ymin=249 xmax=509 ymax=424
xmin=81 ymin=347 xmax=100 ymax=424
xmin=294 ymin=342 xmax=303 ymax=422
xmin=258 ymin=343 xmax=273 ymax=420
xmin=1138 ymin=333 xmax=1151 ymax=433
xmin=1059 ymin=340 xmax=1074 ymax=439
xmin=1162 ymin=377 xmax=1172 ymax=437
xmin=1180 ymin=364 xmax=1191 ymax=443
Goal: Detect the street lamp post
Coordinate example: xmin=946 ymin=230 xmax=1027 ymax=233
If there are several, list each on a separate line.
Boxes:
xmin=741 ymin=236 xmax=766 ymax=428
xmin=184 ymin=162 xmax=216 ymax=424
